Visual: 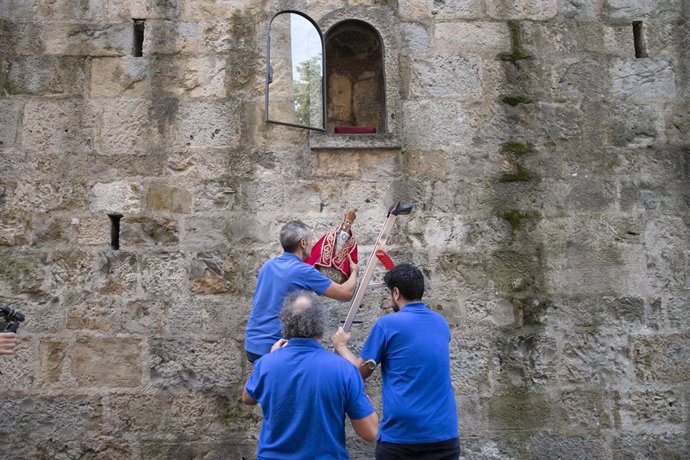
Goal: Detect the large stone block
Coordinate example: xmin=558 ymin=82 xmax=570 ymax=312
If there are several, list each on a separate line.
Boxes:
xmin=608 ymin=102 xmax=663 ymax=148
xmin=75 ymin=215 xmax=111 ymax=246
xmin=409 ymin=55 xmax=482 ymax=99
xmin=194 ymin=180 xmax=238 ymax=211
xmin=559 ymin=390 xmax=619 ymax=431
xmin=559 ymin=0 xmax=602 ymax=20
xmin=400 ymin=22 xmax=430 ymax=56
xmin=42 ymin=23 xmax=130 ymax=56
xmin=142 ymin=20 xmax=200 ymax=55
xmin=180 ymin=0 xmax=268 ymax=20
xmin=71 ymin=337 xmax=143 ymax=387
xmin=450 ymin=336 xmax=491 ymax=395
xmin=94 ymin=250 xmax=139 ymax=296
xmin=0 ymin=215 xmax=30 ymax=247
xmin=9 ymin=180 xmax=88 ymax=214
xmin=559 ymin=332 xmax=631 ymax=387
xmin=403 ymin=100 xmax=469 ymax=148
xmin=182 ymin=216 xmax=230 ymax=247
xmin=0 ymin=396 xmax=103 ymax=435
xmin=0 ymin=19 xmax=43 ymax=55
xmin=484 ymin=392 xmax=552 ymax=430
xmin=90 ymin=181 xmax=143 ymax=215
xmin=22 ymin=100 xmax=96 ymax=153
xmin=643 ymin=216 xmax=688 ymax=291
xmin=611 ymin=59 xmax=676 ymax=101
xmin=139 ymin=251 xmax=188 ymax=298
xmin=607 ymin=0 xmax=682 ymax=23
xmin=4 ymin=56 xmax=87 ymax=96
xmin=150 ymin=56 xmax=227 ymax=97
xmin=166 ymin=295 xmax=251 ymax=336
xmin=525 ymin=435 xmax=604 ymax=460
xmin=433 ymin=21 xmax=511 ymax=56
xmin=146 ymin=184 xmax=193 ymax=213
xmin=0 ymin=99 xmax=21 ymax=148
xmin=631 ymin=333 xmax=690 ymax=383
xmin=611 ymin=431 xmax=689 ymax=459
xmin=120 ymin=215 xmax=179 ymax=246
xmin=176 ymin=100 xmax=241 ymax=149
xmin=486 ymin=0 xmax=558 ymax=19
xmin=399 ymin=0 xmax=483 ymax=21
xmin=619 ymin=390 xmax=684 ymax=426
xmin=90 ymin=56 xmax=149 ymax=97
xmin=39 ymin=340 xmax=68 ymax=386
xmin=97 ymin=99 xmax=160 ymax=155
xmin=149 ymin=338 xmax=243 ymax=389
xmin=493 ymin=334 xmax=559 ymax=388
xmin=459 ymin=435 xmax=524 ymax=460
xmin=139 ymin=441 xmax=256 ymax=460
xmin=0 ymin=336 xmax=35 ymax=390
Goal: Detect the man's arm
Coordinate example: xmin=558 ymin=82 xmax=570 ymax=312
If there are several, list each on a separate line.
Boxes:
xmin=351 ymin=412 xmax=378 ymax=442
xmin=332 ymin=327 xmax=375 ymax=380
xmin=241 ymin=388 xmax=257 ymax=405
xmin=322 ymin=255 xmax=359 ymax=301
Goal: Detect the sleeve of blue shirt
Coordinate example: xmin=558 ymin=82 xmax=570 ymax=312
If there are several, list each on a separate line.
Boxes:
xmin=344 ymin=364 xmax=375 ymax=420
xmin=299 ymin=264 xmax=333 ymax=296
xmin=359 ymin=321 xmax=386 ymax=365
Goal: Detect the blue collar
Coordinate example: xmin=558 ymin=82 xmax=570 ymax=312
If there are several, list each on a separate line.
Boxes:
xmin=400 ymin=301 xmax=428 ymax=311
xmin=285 ymin=338 xmax=323 ymax=349
xmin=281 ymin=252 xmax=303 ymax=262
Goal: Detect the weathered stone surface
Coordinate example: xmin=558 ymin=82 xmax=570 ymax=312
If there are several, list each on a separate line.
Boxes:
xmin=139 ymin=440 xmax=256 ymax=460
xmin=176 ymin=100 xmax=241 ymax=149
xmin=400 ymin=22 xmax=429 ymax=56
xmin=90 ymin=56 xmax=149 ymax=97
xmin=42 ymin=23 xmax=131 ymax=56
xmin=486 ymin=0 xmax=558 ymax=19
xmin=399 ymin=0 xmax=484 ymax=20
xmin=22 ymin=100 xmax=96 ymax=153
xmin=433 ymin=22 xmax=511 ymax=56
xmin=526 ymin=435 xmax=604 ymax=460
xmin=632 ymin=334 xmax=690 ymax=383
xmin=611 ymin=431 xmax=689 ymax=460
xmin=409 ymin=55 xmax=482 ymax=99
xmin=559 ymin=332 xmax=631 ymax=386
xmin=90 ymin=181 xmax=143 ymax=215
xmin=4 ymin=56 xmax=87 ymax=95
xmin=0 ymin=396 xmax=103 ymax=435
xmin=151 ymin=56 xmax=227 ymax=97
xmin=142 ymin=20 xmax=200 ymax=55
xmin=72 ymin=337 xmax=143 ymax=387
xmin=139 ymin=251 xmax=188 ymax=297
xmin=619 ymin=390 xmax=684 ymax=426
xmin=484 ymin=392 xmax=552 ymax=430
xmin=611 ymin=59 xmax=677 ymax=101
xmin=403 ymin=100 xmax=469 ymax=148
xmin=559 ymin=390 xmax=619 ymax=431
xmin=98 ymin=99 xmax=160 ymax=154
xmin=0 ymin=99 xmax=21 ymax=148
xmin=149 ymin=338 xmax=242 ymax=389
xmin=120 ymin=215 xmax=179 ymax=246
xmin=607 ymin=0 xmax=683 ymax=23
xmin=146 ymin=184 xmax=193 ymax=213
xmin=450 ymin=336 xmax=491 ymax=395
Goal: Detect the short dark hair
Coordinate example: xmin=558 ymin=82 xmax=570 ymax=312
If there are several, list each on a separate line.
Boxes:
xmin=280 ymin=221 xmax=310 ymax=253
xmin=280 ymin=291 xmax=326 ymax=339
xmin=383 ymin=263 xmax=424 ymax=301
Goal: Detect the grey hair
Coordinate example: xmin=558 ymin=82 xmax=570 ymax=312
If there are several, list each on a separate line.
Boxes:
xmin=280 ymin=221 xmax=310 ymax=253
xmin=280 ymin=291 xmax=326 ymax=339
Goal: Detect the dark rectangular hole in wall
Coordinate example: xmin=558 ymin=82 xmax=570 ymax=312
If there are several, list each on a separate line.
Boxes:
xmin=108 ymin=214 xmax=123 ymax=250
xmin=633 ymin=21 xmax=648 ymax=58
xmin=132 ymin=19 xmax=145 ymax=57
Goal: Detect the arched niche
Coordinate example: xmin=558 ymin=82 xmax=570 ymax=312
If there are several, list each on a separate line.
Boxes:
xmin=325 ymin=20 xmax=386 ymax=135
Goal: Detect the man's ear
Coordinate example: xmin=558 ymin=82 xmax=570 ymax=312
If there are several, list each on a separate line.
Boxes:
xmin=391 ymin=287 xmax=400 ymax=301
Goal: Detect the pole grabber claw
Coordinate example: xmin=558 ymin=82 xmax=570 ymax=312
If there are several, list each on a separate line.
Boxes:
xmin=342 ymin=202 xmax=413 ymax=333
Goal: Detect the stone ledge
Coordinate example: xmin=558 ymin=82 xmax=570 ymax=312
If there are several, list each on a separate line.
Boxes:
xmin=309 ymin=131 xmax=401 ymax=150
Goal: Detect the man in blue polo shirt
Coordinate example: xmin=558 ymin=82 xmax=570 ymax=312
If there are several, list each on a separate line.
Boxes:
xmin=242 ymin=291 xmax=378 ymax=459
xmin=245 ymin=220 xmax=359 ymax=363
xmin=332 ymin=263 xmax=460 ymax=460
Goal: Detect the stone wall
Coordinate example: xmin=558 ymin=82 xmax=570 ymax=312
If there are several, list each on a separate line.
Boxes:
xmin=0 ymin=0 xmax=688 ymax=459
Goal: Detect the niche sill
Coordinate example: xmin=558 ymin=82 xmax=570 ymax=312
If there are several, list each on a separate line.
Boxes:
xmin=309 ymin=131 xmax=401 ymax=151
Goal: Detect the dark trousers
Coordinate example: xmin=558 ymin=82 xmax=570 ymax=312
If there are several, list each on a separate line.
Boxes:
xmin=246 ymin=350 xmax=262 ymax=364
xmin=375 ymin=437 xmax=460 ymax=460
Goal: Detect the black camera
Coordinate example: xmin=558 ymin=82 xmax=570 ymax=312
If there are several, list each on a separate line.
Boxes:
xmin=0 ymin=305 xmax=25 ymax=333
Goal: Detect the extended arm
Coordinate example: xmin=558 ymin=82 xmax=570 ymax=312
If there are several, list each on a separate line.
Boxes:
xmin=351 ymin=411 xmax=378 ymax=442
xmin=323 ymin=256 xmax=359 ymax=301
xmin=332 ymin=327 xmax=374 ymax=380
xmin=241 ymin=388 xmax=257 ymax=405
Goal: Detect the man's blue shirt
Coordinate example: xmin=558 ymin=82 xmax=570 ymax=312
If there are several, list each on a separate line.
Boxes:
xmin=360 ymin=302 xmax=458 ymax=444
xmin=245 ymin=338 xmax=375 ymax=460
xmin=245 ymin=253 xmax=332 ymax=356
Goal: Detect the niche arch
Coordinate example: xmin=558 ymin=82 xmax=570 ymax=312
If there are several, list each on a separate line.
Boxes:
xmin=325 ymin=20 xmax=386 ymax=134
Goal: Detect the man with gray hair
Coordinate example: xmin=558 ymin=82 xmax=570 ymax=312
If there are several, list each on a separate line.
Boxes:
xmin=242 ymin=291 xmax=378 ymax=459
xmin=244 ymin=220 xmax=359 ymax=363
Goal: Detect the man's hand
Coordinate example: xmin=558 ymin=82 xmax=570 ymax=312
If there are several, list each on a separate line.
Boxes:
xmin=0 ymin=332 xmax=17 ymax=355
xmin=331 ymin=326 xmax=351 ymax=353
xmin=270 ymin=338 xmax=288 ymax=352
